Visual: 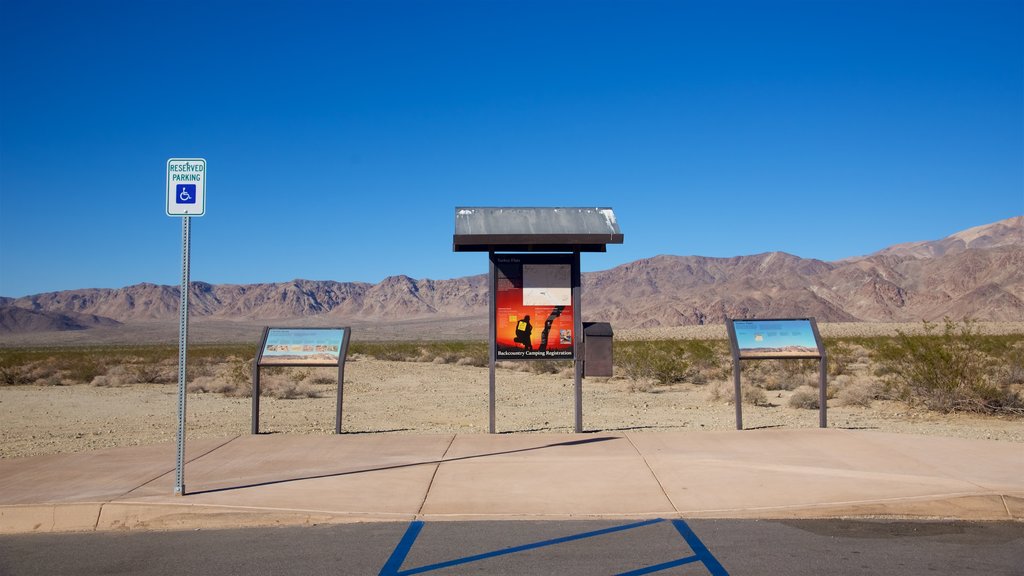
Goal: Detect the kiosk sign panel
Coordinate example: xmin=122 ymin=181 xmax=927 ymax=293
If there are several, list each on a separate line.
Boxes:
xmin=493 ymin=254 xmax=575 ymax=360
xmin=730 ymin=319 xmax=823 ymax=359
xmin=258 ymin=328 xmax=347 ymax=366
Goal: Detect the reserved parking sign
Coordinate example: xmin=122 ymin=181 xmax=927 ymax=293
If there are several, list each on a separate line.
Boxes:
xmin=166 ymin=158 xmax=206 ymax=216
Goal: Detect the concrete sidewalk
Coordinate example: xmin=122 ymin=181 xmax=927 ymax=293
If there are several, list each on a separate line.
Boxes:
xmin=1 ymin=429 xmax=1022 ymax=533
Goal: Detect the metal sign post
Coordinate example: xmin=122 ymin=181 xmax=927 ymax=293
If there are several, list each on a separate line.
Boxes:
xmin=174 ymin=216 xmax=191 ymax=495
xmin=167 ymin=158 xmax=205 ymax=496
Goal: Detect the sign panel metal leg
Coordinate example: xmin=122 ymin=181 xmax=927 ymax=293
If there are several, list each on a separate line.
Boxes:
xmin=819 ymin=355 xmax=828 ymax=428
xmin=251 ymin=365 xmax=260 ymax=434
xmin=342 ymin=354 xmax=350 ymax=430
xmin=733 ymin=361 xmax=743 ymax=431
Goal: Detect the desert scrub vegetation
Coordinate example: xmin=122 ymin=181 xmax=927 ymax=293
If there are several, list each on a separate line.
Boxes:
xmin=2 ymin=324 xmax=1022 ymax=415
xmin=615 ymin=340 xmax=727 ymax=386
xmin=868 ymin=319 xmax=1024 ymax=415
xmin=350 ymin=341 xmax=488 ymax=366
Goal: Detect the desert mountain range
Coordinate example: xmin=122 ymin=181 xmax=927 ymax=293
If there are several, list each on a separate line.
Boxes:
xmin=2 ymin=216 xmax=1021 ymax=334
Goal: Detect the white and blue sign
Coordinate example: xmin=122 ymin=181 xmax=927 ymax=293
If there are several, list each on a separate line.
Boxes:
xmin=176 ymin=184 xmax=197 ymax=204
xmin=166 ymin=158 xmax=206 ymax=216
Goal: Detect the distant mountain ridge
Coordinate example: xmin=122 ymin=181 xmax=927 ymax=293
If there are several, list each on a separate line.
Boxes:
xmin=3 ymin=216 xmax=1021 ymax=333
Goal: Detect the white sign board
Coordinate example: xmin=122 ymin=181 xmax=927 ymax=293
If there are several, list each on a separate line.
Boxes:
xmin=166 ymin=158 xmax=206 ymax=216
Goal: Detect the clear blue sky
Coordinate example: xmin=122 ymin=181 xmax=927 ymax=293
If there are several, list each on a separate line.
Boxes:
xmin=1 ymin=0 xmax=1021 ymax=298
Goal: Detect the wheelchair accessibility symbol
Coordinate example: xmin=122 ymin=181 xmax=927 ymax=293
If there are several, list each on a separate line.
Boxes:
xmin=176 ymin=184 xmax=197 ymax=204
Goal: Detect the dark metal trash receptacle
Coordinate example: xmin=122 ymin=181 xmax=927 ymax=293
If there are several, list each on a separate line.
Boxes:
xmin=583 ymin=322 xmax=613 ymax=378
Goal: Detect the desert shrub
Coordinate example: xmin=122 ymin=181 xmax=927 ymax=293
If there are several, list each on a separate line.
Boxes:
xmin=1002 ymin=346 xmax=1024 ymax=386
xmin=743 ymin=385 xmax=769 ymax=406
xmin=64 ymin=356 xmax=107 ymax=384
xmin=0 ymin=360 xmax=31 ymax=386
xmin=187 ymin=376 xmax=238 ymax=395
xmin=261 ymin=379 xmax=321 ymax=399
xmin=761 ymin=372 xmax=816 ymax=391
xmin=91 ymin=365 xmax=133 ymax=387
xmin=129 ymin=360 xmax=177 ymax=384
xmin=307 ymin=374 xmax=337 ymax=386
xmin=689 ymin=340 xmax=731 ymax=382
xmin=526 ymin=360 xmax=570 ymax=374
xmin=25 ymin=362 xmax=62 ymax=385
xmin=189 ymin=356 xmax=254 ymax=397
xmin=705 ymin=380 xmax=734 ymax=403
xmin=616 ymin=341 xmax=691 ymax=386
xmin=874 ymin=319 xmax=1023 ymax=414
xmin=825 ymin=340 xmax=854 ymax=376
xmin=33 ymin=374 xmax=64 ymax=387
xmin=836 ymin=379 xmax=877 ymax=407
xmin=705 ymin=380 xmax=766 ymax=406
xmin=627 ymin=379 xmax=654 ymax=393
xmin=788 ymin=386 xmax=820 ymax=409
xmin=350 ymin=341 xmax=488 ymax=365
xmin=351 ymin=342 xmax=422 ymax=362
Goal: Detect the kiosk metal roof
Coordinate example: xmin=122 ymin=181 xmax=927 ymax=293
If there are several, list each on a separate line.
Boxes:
xmin=453 ymin=207 xmax=624 ymax=252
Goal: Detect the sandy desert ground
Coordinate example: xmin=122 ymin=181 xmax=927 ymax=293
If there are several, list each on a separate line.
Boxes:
xmin=3 ymin=354 xmax=1023 ymax=460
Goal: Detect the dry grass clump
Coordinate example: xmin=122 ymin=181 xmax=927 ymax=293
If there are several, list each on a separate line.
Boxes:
xmin=704 ymin=380 xmax=769 ymax=406
xmin=187 ymin=357 xmax=252 ymax=397
xmin=743 ymin=386 xmax=769 ymax=406
xmin=742 ymin=359 xmax=818 ymax=391
xmin=186 ymin=358 xmax=324 ymax=399
xmin=91 ymin=365 xmax=135 ymax=387
xmin=705 ymin=380 xmax=732 ymax=403
xmin=788 ymin=386 xmax=820 ymax=409
xmin=835 ymin=380 xmax=877 ymax=408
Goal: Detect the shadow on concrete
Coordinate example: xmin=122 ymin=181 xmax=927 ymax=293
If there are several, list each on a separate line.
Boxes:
xmin=187 ymin=436 xmax=620 ymax=496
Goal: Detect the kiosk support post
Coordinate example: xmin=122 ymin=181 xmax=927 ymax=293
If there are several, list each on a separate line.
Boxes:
xmin=488 ymin=252 xmax=497 ymax=434
xmin=573 ymin=251 xmax=583 ymax=433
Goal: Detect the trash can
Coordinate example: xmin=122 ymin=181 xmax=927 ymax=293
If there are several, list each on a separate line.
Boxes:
xmin=583 ymin=322 xmax=613 ymax=378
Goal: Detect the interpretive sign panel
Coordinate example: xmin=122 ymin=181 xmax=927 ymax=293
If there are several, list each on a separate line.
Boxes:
xmin=492 ymin=253 xmax=576 ymax=360
xmin=728 ymin=318 xmax=823 ymax=359
xmin=257 ymin=328 xmax=349 ymax=366
xmin=253 ymin=326 xmax=351 ymax=434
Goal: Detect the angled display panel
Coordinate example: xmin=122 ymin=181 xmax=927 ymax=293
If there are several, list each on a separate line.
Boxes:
xmin=258 ymin=328 xmax=349 ymax=366
xmin=728 ymin=318 xmax=823 ymax=359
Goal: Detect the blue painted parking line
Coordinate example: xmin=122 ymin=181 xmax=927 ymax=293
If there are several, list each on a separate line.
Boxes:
xmin=378 ymin=518 xmax=729 ymax=575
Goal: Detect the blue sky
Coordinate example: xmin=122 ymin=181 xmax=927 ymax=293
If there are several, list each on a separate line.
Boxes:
xmin=1 ymin=0 xmax=1021 ymax=298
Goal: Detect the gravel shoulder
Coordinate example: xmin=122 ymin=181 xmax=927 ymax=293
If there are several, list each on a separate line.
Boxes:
xmin=3 ymin=356 xmax=1022 ymax=460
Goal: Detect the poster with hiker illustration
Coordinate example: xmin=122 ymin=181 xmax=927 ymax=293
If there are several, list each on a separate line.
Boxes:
xmin=492 ymin=254 xmax=576 ymax=360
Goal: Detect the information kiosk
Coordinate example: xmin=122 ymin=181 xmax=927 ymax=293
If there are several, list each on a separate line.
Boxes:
xmin=454 ymin=207 xmax=624 ymax=433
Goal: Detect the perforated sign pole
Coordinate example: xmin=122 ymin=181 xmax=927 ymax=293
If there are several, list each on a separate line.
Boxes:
xmin=167 ymin=158 xmax=205 ymax=496
xmin=174 ymin=216 xmax=191 ymax=496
